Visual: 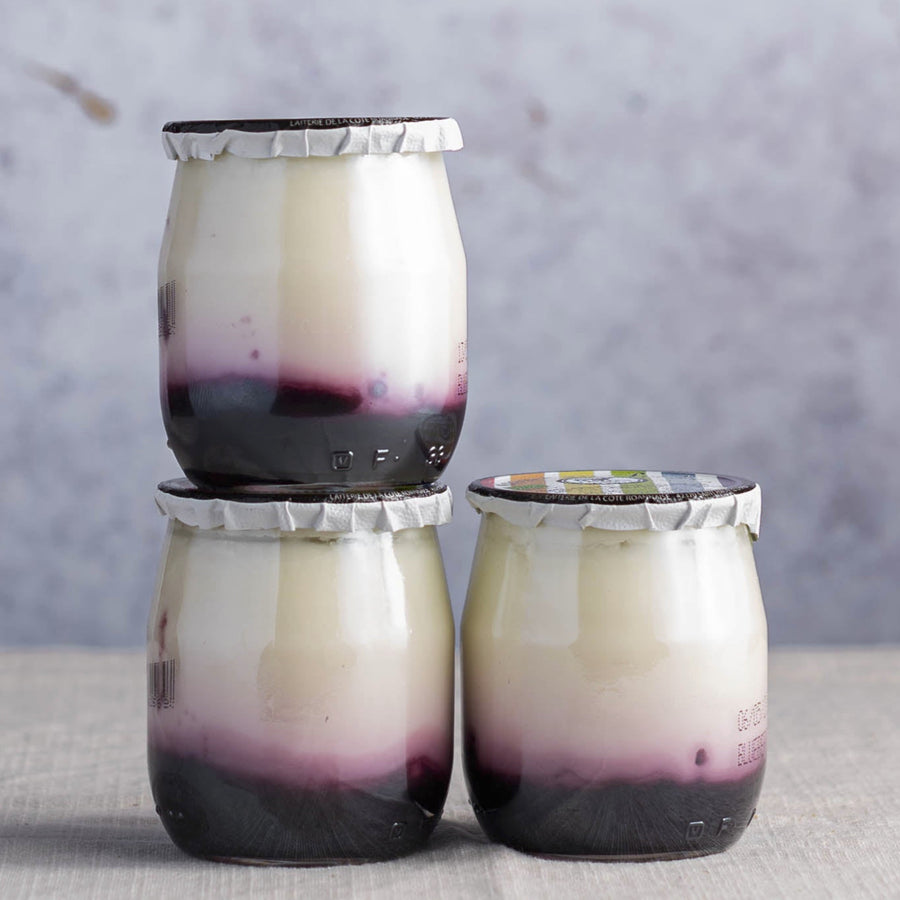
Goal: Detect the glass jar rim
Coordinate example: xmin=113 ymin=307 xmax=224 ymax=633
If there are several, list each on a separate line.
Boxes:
xmin=159 ymin=478 xmax=448 ymax=505
xmin=163 ymin=117 xmax=453 ymax=133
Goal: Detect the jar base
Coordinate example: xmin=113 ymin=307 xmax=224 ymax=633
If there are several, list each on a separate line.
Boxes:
xmin=520 ymin=846 xmax=732 ymax=863
xmin=466 ymin=752 xmax=764 ymax=861
xmin=197 ymin=852 xmax=407 ymax=868
xmin=163 ymin=377 xmax=465 ymax=488
xmin=150 ymin=746 xmax=449 ymax=865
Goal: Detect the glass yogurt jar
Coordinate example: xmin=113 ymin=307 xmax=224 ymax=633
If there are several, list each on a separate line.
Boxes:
xmin=147 ymin=479 xmax=455 ymax=865
xmin=158 ymin=118 xmax=467 ymax=489
xmin=462 ymin=470 xmax=767 ymax=860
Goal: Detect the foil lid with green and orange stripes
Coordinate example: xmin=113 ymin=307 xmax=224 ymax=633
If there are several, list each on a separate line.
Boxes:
xmin=466 ymin=470 xmax=761 ymax=537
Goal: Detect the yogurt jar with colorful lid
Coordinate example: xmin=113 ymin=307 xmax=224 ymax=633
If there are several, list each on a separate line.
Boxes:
xmin=462 ymin=470 xmax=767 ymax=860
xmin=148 ymin=479 xmax=455 ymax=865
xmin=158 ymin=117 xmax=467 ymax=489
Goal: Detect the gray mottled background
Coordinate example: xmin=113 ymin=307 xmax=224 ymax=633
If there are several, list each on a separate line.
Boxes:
xmin=2 ymin=0 xmax=900 ymax=645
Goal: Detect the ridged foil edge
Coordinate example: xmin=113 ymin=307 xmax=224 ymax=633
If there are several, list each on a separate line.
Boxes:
xmin=156 ymin=487 xmax=453 ymax=532
xmin=466 ymin=485 xmax=762 ymax=539
xmin=162 ymin=118 xmax=463 ymax=160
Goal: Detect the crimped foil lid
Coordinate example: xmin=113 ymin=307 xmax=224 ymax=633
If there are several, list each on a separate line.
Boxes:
xmin=156 ymin=479 xmax=452 ymax=533
xmin=467 ymin=470 xmax=761 ymax=538
xmin=162 ymin=117 xmax=463 ymax=161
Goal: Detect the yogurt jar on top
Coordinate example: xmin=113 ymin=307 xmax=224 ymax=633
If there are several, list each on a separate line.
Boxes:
xmin=147 ymin=480 xmax=455 ymax=865
xmin=158 ymin=118 xmax=467 ymax=489
xmin=462 ymin=470 xmax=767 ymax=860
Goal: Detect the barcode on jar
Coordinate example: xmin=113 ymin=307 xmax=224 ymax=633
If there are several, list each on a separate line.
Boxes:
xmin=148 ymin=659 xmax=176 ymax=709
xmin=158 ymin=281 xmax=176 ymax=338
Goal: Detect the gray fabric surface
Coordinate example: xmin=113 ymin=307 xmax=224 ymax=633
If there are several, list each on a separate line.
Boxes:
xmin=0 ymin=648 xmax=897 ymax=899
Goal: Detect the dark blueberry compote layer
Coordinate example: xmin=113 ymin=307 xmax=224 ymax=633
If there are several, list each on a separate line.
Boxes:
xmin=149 ymin=747 xmax=451 ymax=865
xmin=465 ymin=739 xmax=764 ymax=860
xmin=163 ymin=378 xmax=466 ymax=489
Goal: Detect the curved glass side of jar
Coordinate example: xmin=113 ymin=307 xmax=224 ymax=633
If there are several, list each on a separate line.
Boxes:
xmin=461 ymin=514 xmax=767 ymax=860
xmin=158 ymin=151 xmax=467 ymax=489
xmin=147 ymin=520 xmax=455 ymax=865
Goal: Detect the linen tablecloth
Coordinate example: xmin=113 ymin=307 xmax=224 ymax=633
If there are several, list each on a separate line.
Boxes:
xmin=1 ymin=648 xmax=897 ymax=899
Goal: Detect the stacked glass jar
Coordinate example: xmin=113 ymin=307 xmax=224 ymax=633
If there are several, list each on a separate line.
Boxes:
xmin=148 ymin=118 xmax=466 ymax=865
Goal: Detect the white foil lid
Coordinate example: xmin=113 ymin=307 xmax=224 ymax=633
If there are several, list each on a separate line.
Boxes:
xmin=156 ymin=480 xmax=452 ymax=533
xmin=467 ymin=470 xmax=761 ymax=538
xmin=162 ymin=117 xmax=463 ymax=161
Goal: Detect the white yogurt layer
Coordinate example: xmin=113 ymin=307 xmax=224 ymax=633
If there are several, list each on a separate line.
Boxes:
xmin=159 ymin=151 xmax=467 ymax=413
xmin=462 ymin=516 xmax=768 ymax=783
xmin=148 ymin=521 xmax=454 ymax=784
